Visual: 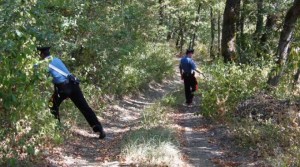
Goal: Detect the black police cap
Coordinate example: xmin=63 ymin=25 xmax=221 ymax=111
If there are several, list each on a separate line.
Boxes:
xmin=37 ymin=46 xmax=51 ymax=52
xmin=186 ymin=48 xmax=194 ymax=54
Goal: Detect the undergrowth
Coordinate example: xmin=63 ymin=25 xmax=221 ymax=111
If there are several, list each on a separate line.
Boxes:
xmin=199 ymin=59 xmax=300 ymax=166
xmin=198 ymin=59 xmax=270 ymax=119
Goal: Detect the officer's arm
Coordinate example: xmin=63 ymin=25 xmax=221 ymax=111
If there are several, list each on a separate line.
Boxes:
xmin=195 ymin=68 xmax=201 ymax=74
xmin=179 ymin=64 xmax=183 ymax=75
xmin=191 ymin=61 xmax=199 ymax=74
xmin=179 ymin=63 xmax=183 ymax=79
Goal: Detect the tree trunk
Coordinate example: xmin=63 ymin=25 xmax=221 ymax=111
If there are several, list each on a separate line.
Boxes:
xmin=178 ymin=18 xmax=185 ymax=54
xmin=217 ymin=10 xmax=221 ymax=56
xmin=239 ymin=0 xmax=248 ymax=56
xmin=176 ymin=32 xmax=180 ymax=48
xmin=258 ymin=14 xmax=278 ymax=57
xmin=180 ymin=28 xmax=184 ymax=54
xmin=267 ymin=0 xmax=300 ymax=86
xmin=235 ymin=0 xmax=241 ymax=49
xmin=210 ymin=7 xmax=215 ymax=58
xmin=276 ymin=0 xmax=300 ymax=65
xmin=294 ymin=68 xmax=300 ymax=87
xmin=159 ymin=0 xmax=164 ymax=25
xmin=221 ymin=0 xmax=241 ymax=63
xmin=254 ymin=0 xmax=264 ymax=38
xmin=167 ymin=16 xmax=172 ymax=41
xmin=236 ymin=0 xmax=243 ymax=62
xmin=190 ymin=2 xmax=201 ymax=49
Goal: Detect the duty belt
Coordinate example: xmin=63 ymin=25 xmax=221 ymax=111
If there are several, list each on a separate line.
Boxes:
xmin=183 ymin=72 xmax=194 ymax=76
xmin=55 ymin=79 xmax=69 ymax=87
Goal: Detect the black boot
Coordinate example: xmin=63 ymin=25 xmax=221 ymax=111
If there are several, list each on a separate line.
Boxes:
xmin=93 ymin=125 xmax=106 ymax=139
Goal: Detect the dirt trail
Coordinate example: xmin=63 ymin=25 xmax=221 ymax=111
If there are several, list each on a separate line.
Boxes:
xmin=44 ymin=77 xmax=182 ymax=166
xmin=44 ymin=63 xmax=223 ymax=167
xmin=175 ymin=106 xmax=221 ymax=167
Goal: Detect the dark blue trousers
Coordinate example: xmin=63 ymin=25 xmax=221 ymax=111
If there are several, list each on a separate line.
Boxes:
xmin=183 ymin=73 xmax=198 ymax=104
xmin=50 ymin=83 xmax=104 ymax=133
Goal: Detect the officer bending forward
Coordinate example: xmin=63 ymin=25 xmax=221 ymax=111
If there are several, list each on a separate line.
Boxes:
xmin=37 ymin=47 xmax=106 ymax=139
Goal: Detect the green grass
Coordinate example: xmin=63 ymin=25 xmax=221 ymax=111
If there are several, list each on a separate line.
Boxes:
xmin=160 ymin=89 xmax=185 ymax=107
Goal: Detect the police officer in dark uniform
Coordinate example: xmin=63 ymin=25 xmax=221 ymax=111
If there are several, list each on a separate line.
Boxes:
xmin=37 ymin=47 xmax=106 ymax=139
xmin=179 ymin=49 xmax=200 ymax=106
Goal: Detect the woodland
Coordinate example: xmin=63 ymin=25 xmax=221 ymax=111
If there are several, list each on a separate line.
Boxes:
xmin=1 ymin=0 xmax=300 ymax=166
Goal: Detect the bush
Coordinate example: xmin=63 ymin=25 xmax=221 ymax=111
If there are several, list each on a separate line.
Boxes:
xmin=118 ymin=43 xmax=174 ymax=95
xmin=0 ymin=0 xmax=173 ymax=165
xmin=199 ymin=60 xmax=271 ymax=119
xmin=232 ymin=117 xmax=300 ymax=166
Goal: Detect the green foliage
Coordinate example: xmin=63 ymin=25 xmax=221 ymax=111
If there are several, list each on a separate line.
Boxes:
xmin=232 ymin=117 xmax=300 ymax=166
xmin=199 ymin=60 xmax=271 ymax=118
xmin=0 ymin=0 xmax=64 ymax=165
xmin=0 ymin=0 xmax=176 ymax=164
xmin=233 ymin=119 xmax=283 ymax=150
xmin=271 ymin=47 xmax=300 ymax=99
xmin=116 ymin=43 xmax=174 ymax=95
xmin=161 ymin=90 xmax=184 ymax=107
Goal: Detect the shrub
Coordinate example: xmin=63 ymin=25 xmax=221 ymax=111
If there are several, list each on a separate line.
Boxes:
xmin=199 ymin=60 xmax=271 ymax=119
xmin=119 ymin=43 xmax=174 ymax=95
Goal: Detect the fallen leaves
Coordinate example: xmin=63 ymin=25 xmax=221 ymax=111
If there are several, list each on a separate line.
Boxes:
xmin=211 ymin=158 xmax=242 ymax=167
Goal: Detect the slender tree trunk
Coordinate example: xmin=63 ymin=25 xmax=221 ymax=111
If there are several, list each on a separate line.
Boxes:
xmin=258 ymin=14 xmax=278 ymax=57
xmin=217 ymin=10 xmax=221 ymax=56
xmin=267 ymin=0 xmax=300 ymax=86
xmin=237 ymin=0 xmax=249 ymax=63
xmin=210 ymin=7 xmax=215 ymax=58
xmin=236 ymin=0 xmax=241 ymax=48
xmin=294 ymin=68 xmax=300 ymax=86
xmin=167 ymin=16 xmax=172 ymax=41
xmin=255 ymin=0 xmax=264 ymax=58
xmin=190 ymin=2 xmax=201 ymax=49
xmin=180 ymin=28 xmax=184 ymax=54
xmin=240 ymin=0 xmax=248 ymax=55
xmin=255 ymin=0 xmax=264 ymax=38
xmin=276 ymin=0 xmax=300 ymax=65
xmin=178 ymin=18 xmax=185 ymax=54
xmin=176 ymin=31 xmax=180 ymax=48
xmin=159 ymin=0 xmax=164 ymax=25
xmin=236 ymin=0 xmax=242 ymax=62
xmin=221 ymin=0 xmax=241 ymax=63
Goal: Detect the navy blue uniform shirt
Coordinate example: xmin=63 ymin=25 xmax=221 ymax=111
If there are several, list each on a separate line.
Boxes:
xmin=180 ymin=55 xmax=197 ymax=74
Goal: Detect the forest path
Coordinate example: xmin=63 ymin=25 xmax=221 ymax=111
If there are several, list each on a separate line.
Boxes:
xmin=44 ymin=72 xmax=182 ymax=166
xmin=173 ymin=99 xmax=221 ymax=167
xmin=169 ymin=69 xmax=221 ymax=167
xmin=44 ymin=60 xmax=222 ymax=167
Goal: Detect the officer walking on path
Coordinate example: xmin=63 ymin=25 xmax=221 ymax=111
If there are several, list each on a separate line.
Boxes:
xmin=179 ymin=49 xmax=200 ymax=107
xmin=37 ymin=46 xmax=106 ymax=139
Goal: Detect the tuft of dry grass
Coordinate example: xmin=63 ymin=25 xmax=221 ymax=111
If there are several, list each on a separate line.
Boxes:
xmin=120 ymin=94 xmax=185 ymax=166
xmin=120 ymin=127 xmax=185 ymax=167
